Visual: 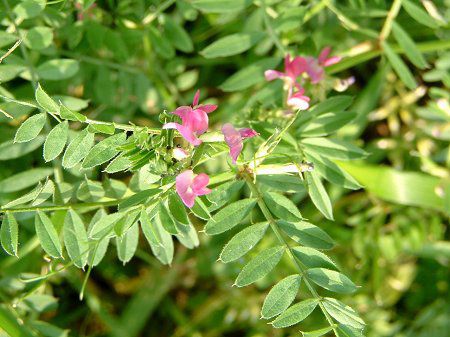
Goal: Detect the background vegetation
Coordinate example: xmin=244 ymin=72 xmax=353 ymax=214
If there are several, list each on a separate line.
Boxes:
xmin=0 ymin=0 xmax=449 ymax=336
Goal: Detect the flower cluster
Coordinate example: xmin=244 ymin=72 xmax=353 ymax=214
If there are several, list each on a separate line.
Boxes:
xmin=265 ymin=47 xmax=341 ymax=110
xmin=163 ymin=90 xmax=258 ymax=207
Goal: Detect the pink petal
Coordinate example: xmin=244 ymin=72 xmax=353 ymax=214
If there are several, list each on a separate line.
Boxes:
xmin=176 ymin=170 xmax=196 ymax=208
xmin=197 ymin=104 xmax=217 ymax=113
xmin=318 ymin=47 xmax=331 ymax=64
xmin=288 ymin=56 xmax=308 ymax=79
xmin=323 ymin=56 xmax=341 ymax=67
xmin=239 ymin=128 xmax=259 ymax=139
xmin=172 ymin=106 xmax=192 ymax=121
xmin=189 ymin=109 xmax=209 ymax=134
xmin=162 ymin=122 xmax=180 ymax=130
xmin=173 ymin=147 xmax=189 ymax=160
xmin=192 ymin=173 xmax=211 ymax=195
xmin=222 ymin=123 xmax=243 ymax=164
xmin=177 ymin=124 xmax=202 ymax=146
xmin=287 ymin=95 xmax=310 ymax=110
xmin=284 ymin=55 xmax=291 ymax=72
xmin=305 ymin=57 xmax=324 ymax=84
xmin=192 ymin=89 xmax=200 ymax=107
xmin=264 ymin=70 xmax=284 ymax=81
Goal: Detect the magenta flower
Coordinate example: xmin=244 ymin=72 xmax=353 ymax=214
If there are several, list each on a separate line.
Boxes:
xmin=176 ymin=170 xmax=211 ymax=208
xmin=305 ymin=47 xmax=341 ymax=84
xmin=163 ymin=90 xmax=217 ymax=146
xmin=287 ymin=88 xmax=310 ymax=110
xmin=264 ymin=55 xmax=307 ymax=87
xmin=222 ymin=123 xmax=259 ymax=164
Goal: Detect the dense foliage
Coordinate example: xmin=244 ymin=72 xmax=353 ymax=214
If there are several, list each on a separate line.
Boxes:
xmin=0 ymin=0 xmax=449 ymax=336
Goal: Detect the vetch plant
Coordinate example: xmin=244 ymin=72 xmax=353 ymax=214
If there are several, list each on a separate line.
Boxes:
xmin=1 ymin=0 xmax=446 ymax=336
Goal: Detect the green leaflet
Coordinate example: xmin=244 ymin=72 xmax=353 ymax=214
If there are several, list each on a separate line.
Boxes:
xmin=261 ymin=274 xmax=302 ymax=319
xmin=82 ymin=133 xmax=126 ymax=169
xmin=277 ymin=220 xmax=335 ymax=250
xmin=158 ymin=203 xmax=178 ymax=235
xmin=62 ymin=128 xmax=95 ymax=168
xmin=162 ymin=15 xmax=193 ymax=53
xmin=87 ymin=123 xmax=115 ymax=135
xmin=59 ymin=103 xmax=86 ymax=122
xmin=292 ymin=246 xmax=338 ymax=270
xmin=35 ymin=211 xmax=62 ymax=258
xmin=207 ymin=180 xmax=245 ymax=211
xmin=76 ymin=178 xmax=105 ymax=202
xmin=234 ymin=246 xmax=285 ymax=287
xmin=296 ymin=95 xmax=353 ymax=126
xmin=119 ymin=189 xmax=161 ymax=210
xmin=220 ymin=222 xmax=269 ymax=263
xmin=43 ymin=121 xmax=69 ymax=162
xmin=32 ymin=179 xmax=54 ymax=206
xmin=305 ymin=152 xmax=362 ymax=190
xmin=382 ymin=41 xmax=417 ymax=90
xmin=116 ymin=222 xmax=139 ymax=265
xmin=36 ymin=59 xmax=79 ymax=80
xmin=306 ymin=268 xmax=357 ymax=294
xmin=2 ymin=182 xmax=43 ymax=208
xmin=271 ymin=299 xmax=319 ymax=328
xmin=204 ymin=198 xmax=257 ymax=235
xmin=298 ymin=111 xmax=357 ymax=138
xmin=1 ymin=212 xmax=19 ymax=257
xmin=190 ymin=197 xmax=210 ymax=220
xmin=0 ymin=135 xmax=45 ymax=161
xmin=168 ymin=192 xmax=190 ymax=225
xmin=63 ymin=209 xmax=89 ymax=268
xmin=220 ymin=57 xmax=281 ymax=92
xmin=141 ymin=208 xmax=174 ymax=265
xmin=89 ymin=213 xmax=125 ymax=240
xmin=301 ymin=137 xmax=367 ymax=160
xmin=148 ymin=26 xmax=175 ymax=59
xmin=401 ymin=0 xmax=439 ymax=29
xmin=35 ymin=84 xmax=59 ymax=113
xmin=104 ymin=154 xmax=132 ymax=173
xmin=175 ymin=223 xmax=199 ymax=249
xmin=306 ymin=171 xmax=334 ymax=220
xmin=263 ymin=191 xmax=303 ymax=222
xmin=14 ymin=113 xmax=47 ymax=143
xmin=323 ymin=297 xmax=365 ymax=330
xmin=87 ymin=209 xmax=110 ymax=266
xmin=24 ymin=26 xmax=53 ymax=50
xmin=139 ymin=208 xmax=162 ymax=247
xmin=391 ymin=21 xmax=428 ymax=69
xmin=301 ymin=326 xmax=336 ymax=337
xmin=0 ymin=168 xmax=53 ymax=193
xmin=200 ymin=32 xmax=265 ymax=58
xmin=191 ymin=0 xmax=251 ymax=13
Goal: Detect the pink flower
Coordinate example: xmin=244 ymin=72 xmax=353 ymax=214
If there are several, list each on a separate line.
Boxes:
xmin=287 ymin=88 xmax=310 ymax=110
xmin=163 ymin=90 xmax=217 ymax=146
xmin=264 ymin=55 xmax=307 ymax=87
xmin=305 ymin=47 xmax=341 ymax=84
xmin=222 ymin=123 xmax=259 ymax=164
xmin=176 ymin=170 xmax=211 ymax=208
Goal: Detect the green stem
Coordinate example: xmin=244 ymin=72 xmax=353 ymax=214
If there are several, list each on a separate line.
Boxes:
xmin=142 ymin=0 xmax=176 ymax=25
xmin=260 ymin=0 xmax=286 ymax=54
xmin=0 ymin=199 xmax=124 ymax=214
xmin=244 ymin=174 xmax=338 ymax=335
xmin=379 ymin=0 xmax=402 ymax=42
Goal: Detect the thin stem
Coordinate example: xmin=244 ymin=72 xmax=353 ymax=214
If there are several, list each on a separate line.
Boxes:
xmin=379 ymin=0 xmax=402 ymax=42
xmin=142 ymin=0 xmax=176 ymax=25
xmin=0 ymin=199 xmax=124 ymax=214
xmin=0 ymin=38 xmax=22 ymax=63
xmin=244 ymin=174 xmax=338 ymax=335
xmin=260 ymin=0 xmax=286 ymax=54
